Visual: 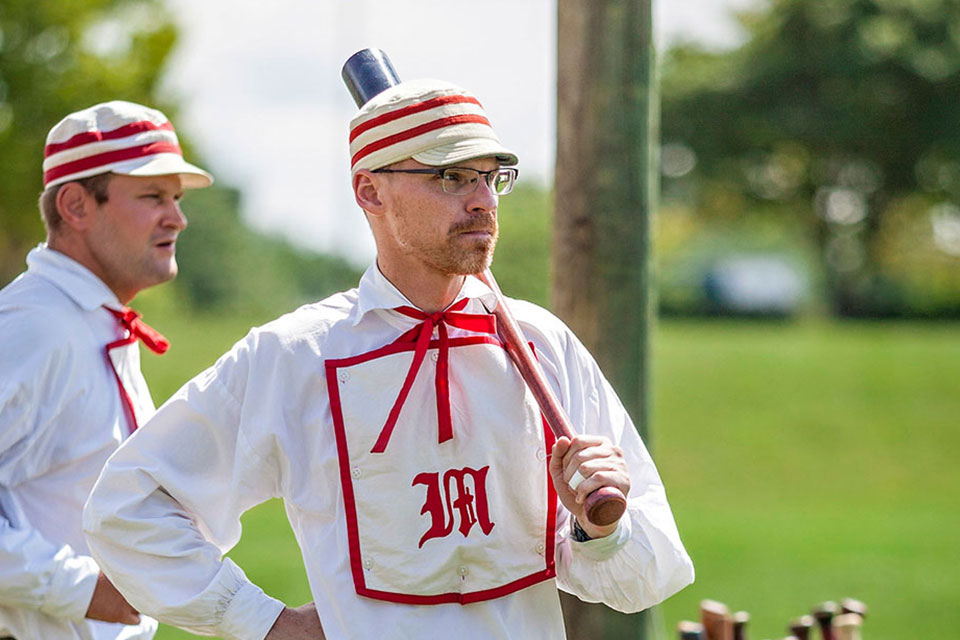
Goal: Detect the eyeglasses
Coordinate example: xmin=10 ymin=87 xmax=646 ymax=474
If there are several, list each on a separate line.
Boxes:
xmin=372 ymin=166 xmax=519 ymax=195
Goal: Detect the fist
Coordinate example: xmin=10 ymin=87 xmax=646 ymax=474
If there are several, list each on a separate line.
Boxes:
xmin=548 ymin=434 xmax=630 ymax=539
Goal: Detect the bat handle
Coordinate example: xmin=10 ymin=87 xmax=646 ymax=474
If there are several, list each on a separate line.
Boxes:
xmin=476 ymin=269 xmax=627 ymax=528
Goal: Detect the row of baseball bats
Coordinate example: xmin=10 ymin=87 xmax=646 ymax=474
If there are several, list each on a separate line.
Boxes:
xmin=677 ymin=597 xmax=867 ymax=640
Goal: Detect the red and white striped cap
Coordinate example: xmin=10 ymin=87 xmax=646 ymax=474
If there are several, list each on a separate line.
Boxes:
xmin=349 ymin=79 xmax=518 ymax=174
xmin=42 ymin=100 xmax=213 ymax=190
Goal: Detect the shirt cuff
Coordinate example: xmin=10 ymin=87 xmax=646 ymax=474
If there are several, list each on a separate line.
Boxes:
xmin=218 ymin=580 xmax=286 ymax=640
xmin=569 ymin=515 xmax=632 ymax=561
xmin=42 ymin=548 xmax=100 ymax=621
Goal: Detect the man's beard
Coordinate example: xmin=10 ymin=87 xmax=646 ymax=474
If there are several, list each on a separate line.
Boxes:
xmin=443 ymin=216 xmax=498 ymax=275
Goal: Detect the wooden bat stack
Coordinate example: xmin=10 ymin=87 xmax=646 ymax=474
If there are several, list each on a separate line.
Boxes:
xmin=675 ymin=597 xmax=867 ymax=640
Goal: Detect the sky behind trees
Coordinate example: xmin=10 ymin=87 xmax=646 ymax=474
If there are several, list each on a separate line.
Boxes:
xmin=160 ymin=0 xmax=758 ymax=263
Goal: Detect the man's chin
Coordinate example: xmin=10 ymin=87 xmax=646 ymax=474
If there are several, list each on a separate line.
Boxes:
xmin=151 ymin=261 xmax=179 ymax=285
xmin=447 ymin=247 xmax=494 ymax=276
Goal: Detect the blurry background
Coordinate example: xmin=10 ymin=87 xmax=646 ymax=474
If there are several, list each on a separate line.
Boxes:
xmin=1 ymin=0 xmax=958 ymax=638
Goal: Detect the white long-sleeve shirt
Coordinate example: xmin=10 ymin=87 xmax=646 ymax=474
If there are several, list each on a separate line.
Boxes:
xmin=84 ymin=264 xmax=693 ymax=640
xmin=0 ymin=245 xmax=158 ymax=639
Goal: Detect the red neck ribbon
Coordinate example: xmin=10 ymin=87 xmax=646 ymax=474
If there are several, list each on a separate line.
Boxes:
xmin=105 ymin=306 xmax=170 ymax=355
xmin=371 ymin=298 xmax=497 ymax=453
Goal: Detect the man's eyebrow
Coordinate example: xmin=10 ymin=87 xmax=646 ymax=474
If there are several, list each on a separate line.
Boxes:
xmin=138 ymin=182 xmax=179 ymax=194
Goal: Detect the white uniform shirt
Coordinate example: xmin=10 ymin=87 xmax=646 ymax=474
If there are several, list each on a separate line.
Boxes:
xmin=0 ymin=245 xmax=158 ymax=639
xmin=83 ymin=265 xmax=694 ymax=640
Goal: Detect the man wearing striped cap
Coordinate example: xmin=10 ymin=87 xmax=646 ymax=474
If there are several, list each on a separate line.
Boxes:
xmin=84 ymin=80 xmax=693 ymax=639
xmin=0 ymin=100 xmax=211 ymax=640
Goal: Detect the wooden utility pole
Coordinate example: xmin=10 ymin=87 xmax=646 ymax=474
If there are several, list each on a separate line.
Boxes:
xmin=554 ymin=1 xmax=658 ymax=638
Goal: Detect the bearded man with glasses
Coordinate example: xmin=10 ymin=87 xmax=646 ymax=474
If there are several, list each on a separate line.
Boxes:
xmin=84 ymin=78 xmax=694 ymax=640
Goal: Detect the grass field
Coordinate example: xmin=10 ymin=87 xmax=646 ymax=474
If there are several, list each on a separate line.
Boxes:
xmin=134 ymin=301 xmax=958 ymax=639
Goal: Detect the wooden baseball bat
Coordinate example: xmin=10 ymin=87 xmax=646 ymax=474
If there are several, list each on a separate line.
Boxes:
xmin=732 ymin=611 xmax=750 ymax=640
xmin=831 ymin=613 xmax=862 ymax=640
xmin=476 ymin=268 xmax=628 ymax=527
xmin=812 ymin=602 xmax=839 ymax=640
xmin=700 ymin=599 xmax=734 ymax=640
xmin=789 ymin=615 xmax=815 ymax=640
xmin=677 ymin=621 xmax=706 ymax=640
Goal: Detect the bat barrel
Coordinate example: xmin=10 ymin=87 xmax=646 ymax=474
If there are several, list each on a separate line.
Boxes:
xmin=831 ymin=613 xmax=863 ymax=640
xmin=677 ymin=620 xmax=706 ymax=640
xmin=840 ymin=598 xmax=867 ymax=619
xmin=700 ymin=599 xmax=733 ymax=640
xmin=812 ymin=602 xmax=839 ymax=640
xmin=789 ymin=614 xmax=815 ymax=640
xmin=732 ymin=611 xmax=749 ymax=640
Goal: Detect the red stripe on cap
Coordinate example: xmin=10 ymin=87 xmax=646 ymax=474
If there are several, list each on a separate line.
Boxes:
xmin=45 ymin=120 xmax=174 ymax=158
xmin=43 ymin=141 xmax=182 ymax=185
xmin=351 ymin=114 xmax=491 ymax=167
xmin=349 ymin=95 xmax=482 ymax=143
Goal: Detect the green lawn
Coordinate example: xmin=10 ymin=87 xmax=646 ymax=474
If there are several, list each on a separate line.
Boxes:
xmin=135 ymin=306 xmax=958 ymax=639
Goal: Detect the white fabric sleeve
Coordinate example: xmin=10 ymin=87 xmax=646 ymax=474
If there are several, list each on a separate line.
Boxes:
xmin=0 ymin=322 xmax=100 ymax=620
xmin=83 ymin=336 xmax=286 ymax=640
xmin=518 ymin=304 xmax=695 ymax=613
xmin=0 ymin=514 xmax=100 ymax=620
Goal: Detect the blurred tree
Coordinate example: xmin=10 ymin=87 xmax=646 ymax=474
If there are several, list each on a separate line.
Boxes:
xmin=0 ymin=0 xmax=178 ymax=285
xmin=175 ymin=185 xmax=362 ymax=315
xmin=491 ymin=183 xmax=552 ymax=308
xmin=661 ymin=0 xmax=960 ymax=316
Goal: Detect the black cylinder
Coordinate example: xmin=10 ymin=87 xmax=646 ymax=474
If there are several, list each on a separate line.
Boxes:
xmin=341 ymin=48 xmax=401 ymax=108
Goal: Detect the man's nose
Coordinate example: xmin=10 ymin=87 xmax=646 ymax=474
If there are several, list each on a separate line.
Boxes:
xmin=166 ymin=201 xmax=188 ymax=230
xmin=467 ymin=178 xmax=498 ymax=213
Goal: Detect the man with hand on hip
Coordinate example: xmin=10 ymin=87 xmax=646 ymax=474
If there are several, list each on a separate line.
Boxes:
xmin=83 ymin=79 xmax=693 ymax=640
xmin=0 ymin=100 xmax=212 ymax=640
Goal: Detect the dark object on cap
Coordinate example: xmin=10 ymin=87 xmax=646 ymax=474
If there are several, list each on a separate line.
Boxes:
xmin=342 ymin=48 xmax=401 ymax=108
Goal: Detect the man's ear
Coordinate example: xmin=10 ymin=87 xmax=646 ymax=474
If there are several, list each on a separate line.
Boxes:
xmin=353 ymin=170 xmax=386 ymax=216
xmin=56 ymin=182 xmax=95 ymax=231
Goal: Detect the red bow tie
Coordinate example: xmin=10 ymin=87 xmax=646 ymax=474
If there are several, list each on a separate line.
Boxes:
xmin=105 ymin=306 xmax=170 ymax=355
xmin=371 ymin=298 xmax=497 ymax=453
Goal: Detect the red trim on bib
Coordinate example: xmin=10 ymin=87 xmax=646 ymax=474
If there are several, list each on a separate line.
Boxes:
xmin=326 ymin=337 xmax=558 ymax=605
xmin=372 ymin=301 xmax=497 ymax=453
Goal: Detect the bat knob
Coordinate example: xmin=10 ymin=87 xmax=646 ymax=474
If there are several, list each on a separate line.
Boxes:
xmin=583 ymin=486 xmax=627 ymax=527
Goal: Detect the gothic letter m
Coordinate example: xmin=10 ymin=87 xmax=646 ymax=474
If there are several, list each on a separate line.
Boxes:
xmin=412 ymin=465 xmax=496 ymax=549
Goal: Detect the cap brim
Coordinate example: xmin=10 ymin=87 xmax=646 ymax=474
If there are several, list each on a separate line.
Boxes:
xmin=412 ymin=139 xmax=518 ymax=168
xmin=115 ymin=153 xmax=214 ymax=189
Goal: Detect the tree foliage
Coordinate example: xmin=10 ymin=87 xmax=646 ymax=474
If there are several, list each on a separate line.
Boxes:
xmin=0 ymin=0 xmax=178 ymax=283
xmin=661 ymin=0 xmax=960 ymax=316
xmin=174 ymin=185 xmax=362 ymax=315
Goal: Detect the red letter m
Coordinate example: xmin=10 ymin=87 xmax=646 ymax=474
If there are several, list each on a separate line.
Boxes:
xmin=412 ymin=466 xmax=496 ymax=549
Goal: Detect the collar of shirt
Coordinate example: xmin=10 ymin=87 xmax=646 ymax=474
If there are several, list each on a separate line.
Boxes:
xmin=25 ymin=243 xmax=122 ymax=312
xmin=350 ymin=262 xmax=499 ymax=327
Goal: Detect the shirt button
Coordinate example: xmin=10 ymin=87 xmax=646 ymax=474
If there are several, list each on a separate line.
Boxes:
xmin=363 ymin=558 xmax=373 ymax=570
xmin=352 ymin=466 xmax=362 ymax=479
xmin=339 ymin=371 xmax=350 ymax=382
xmin=536 ymin=448 xmax=546 ymax=461
xmin=430 ymin=351 xmax=439 ymax=362
xmin=457 ymin=565 xmax=469 ymax=577
xmin=536 ymin=542 xmax=546 ymax=554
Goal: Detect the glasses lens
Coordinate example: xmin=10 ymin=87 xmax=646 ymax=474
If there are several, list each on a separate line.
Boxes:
xmin=440 ymin=168 xmax=516 ymax=195
xmin=490 ymin=169 xmax=515 ymax=195
xmin=441 ymin=169 xmax=477 ymax=195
